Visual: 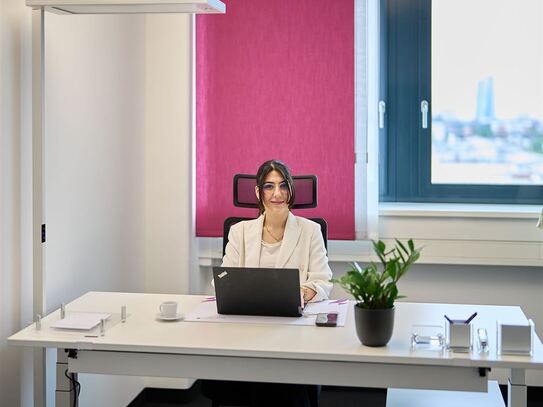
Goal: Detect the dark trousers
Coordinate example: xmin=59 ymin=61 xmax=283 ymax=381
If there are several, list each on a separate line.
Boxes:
xmin=249 ymin=383 xmax=312 ymax=407
xmin=201 ymin=380 xmax=317 ymax=407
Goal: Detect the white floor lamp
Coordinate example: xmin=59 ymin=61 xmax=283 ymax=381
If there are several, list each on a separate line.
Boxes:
xmin=26 ymin=1 xmax=225 ymax=405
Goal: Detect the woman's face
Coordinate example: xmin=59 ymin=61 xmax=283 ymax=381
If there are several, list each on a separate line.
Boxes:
xmin=256 ymin=170 xmax=290 ymax=215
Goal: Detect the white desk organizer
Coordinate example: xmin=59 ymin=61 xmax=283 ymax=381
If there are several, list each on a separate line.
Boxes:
xmin=496 ymin=319 xmax=534 ymax=356
xmin=445 ymin=314 xmax=475 ymax=352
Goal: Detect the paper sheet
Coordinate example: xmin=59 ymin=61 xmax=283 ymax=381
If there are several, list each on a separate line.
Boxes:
xmin=184 ymin=298 xmax=349 ymax=326
xmin=50 ymin=312 xmax=111 ymax=330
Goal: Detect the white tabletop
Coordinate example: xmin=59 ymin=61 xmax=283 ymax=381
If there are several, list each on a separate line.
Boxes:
xmin=8 ymin=291 xmax=543 ymax=370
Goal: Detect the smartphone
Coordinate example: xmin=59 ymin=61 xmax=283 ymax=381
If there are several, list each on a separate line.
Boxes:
xmin=315 ymin=312 xmax=338 ymax=327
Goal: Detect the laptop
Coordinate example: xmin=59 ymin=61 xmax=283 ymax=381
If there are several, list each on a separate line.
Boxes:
xmin=212 ymin=266 xmax=303 ymax=317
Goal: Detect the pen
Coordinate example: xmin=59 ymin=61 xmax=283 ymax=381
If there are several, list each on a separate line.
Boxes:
xmin=465 ymin=312 xmax=478 ymax=324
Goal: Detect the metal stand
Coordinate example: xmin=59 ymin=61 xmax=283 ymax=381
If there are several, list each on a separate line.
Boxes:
xmin=56 ymin=350 xmax=78 ymax=407
xmin=507 ymin=369 xmax=527 ymax=407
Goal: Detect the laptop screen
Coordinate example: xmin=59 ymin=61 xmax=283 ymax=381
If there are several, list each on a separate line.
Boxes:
xmin=212 ymin=267 xmax=303 ymax=317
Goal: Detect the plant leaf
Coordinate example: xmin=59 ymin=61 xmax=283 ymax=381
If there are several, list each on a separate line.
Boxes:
xmin=395 ymin=238 xmax=409 ymax=256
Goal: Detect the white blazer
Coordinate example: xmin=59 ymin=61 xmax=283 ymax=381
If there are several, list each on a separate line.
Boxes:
xmin=222 ymin=212 xmax=333 ymax=302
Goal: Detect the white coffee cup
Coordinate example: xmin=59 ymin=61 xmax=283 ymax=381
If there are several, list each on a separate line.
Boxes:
xmin=159 ymin=301 xmax=178 ymax=318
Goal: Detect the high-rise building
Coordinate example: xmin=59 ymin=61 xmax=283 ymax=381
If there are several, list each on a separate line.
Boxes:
xmin=476 ymin=76 xmax=495 ymax=122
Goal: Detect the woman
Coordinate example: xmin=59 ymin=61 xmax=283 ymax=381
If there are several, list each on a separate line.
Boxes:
xmin=222 ymin=159 xmax=333 ymax=303
xmin=205 ymin=160 xmax=332 ymax=407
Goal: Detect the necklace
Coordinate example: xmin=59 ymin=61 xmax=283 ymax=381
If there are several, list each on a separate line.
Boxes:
xmin=265 ymin=224 xmax=283 ymax=242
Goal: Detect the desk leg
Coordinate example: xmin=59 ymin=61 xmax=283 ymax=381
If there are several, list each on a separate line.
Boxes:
xmin=56 ymin=349 xmax=78 ymax=407
xmin=507 ymin=369 xmax=527 ymax=407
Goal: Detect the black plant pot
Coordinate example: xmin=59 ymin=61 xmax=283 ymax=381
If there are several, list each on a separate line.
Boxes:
xmin=354 ymin=305 xmax=395 ymax=347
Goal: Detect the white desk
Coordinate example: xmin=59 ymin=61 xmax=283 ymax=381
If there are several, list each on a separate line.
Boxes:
xmin=8 ymin=292 xmax=543 ymax=407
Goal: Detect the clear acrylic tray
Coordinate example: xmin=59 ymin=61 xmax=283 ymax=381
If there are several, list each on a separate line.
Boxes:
xmin=411 ymin=324 xmax=445 ymax=350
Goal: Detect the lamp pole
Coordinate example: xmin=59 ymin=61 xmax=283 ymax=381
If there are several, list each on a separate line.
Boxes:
xmin=32 ymin=7 xmax=46 ymax=407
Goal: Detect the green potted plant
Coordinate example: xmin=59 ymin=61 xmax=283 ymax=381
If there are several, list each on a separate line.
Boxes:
xmin=333 ymin=239 xmax=421 ymax=347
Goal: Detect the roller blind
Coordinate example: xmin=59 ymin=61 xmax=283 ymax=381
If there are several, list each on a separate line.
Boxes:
xmin=196 ymin=0 xmax=355 ymax=239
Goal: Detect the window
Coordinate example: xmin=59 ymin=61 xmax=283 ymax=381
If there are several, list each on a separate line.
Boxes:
xmin=381 ymin=0 xmax=543 ymax=203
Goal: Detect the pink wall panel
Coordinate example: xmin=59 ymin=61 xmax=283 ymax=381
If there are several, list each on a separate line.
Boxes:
xmin=196 ymin=0 xmax=355 ymax=239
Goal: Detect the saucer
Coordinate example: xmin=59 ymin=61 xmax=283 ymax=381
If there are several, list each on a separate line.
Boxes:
xmin=156 ymin=313 xmax=184 ymax=321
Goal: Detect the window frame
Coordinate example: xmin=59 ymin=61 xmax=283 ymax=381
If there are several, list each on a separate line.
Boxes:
xmin=381 ymin=0 xmax=543 ymax=204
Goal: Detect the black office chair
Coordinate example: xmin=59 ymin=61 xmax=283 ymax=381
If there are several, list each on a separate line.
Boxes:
xmin=222 ymin=174 xmax=328 ymax=256
xmin=201 ymin=174 xmax=326 ymax=407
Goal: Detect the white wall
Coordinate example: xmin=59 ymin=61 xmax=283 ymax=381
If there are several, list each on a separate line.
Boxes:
xmin=142 ymin=13 xmax=197 ymax=391
xmin=0 ymin=1 xmax=32 ymax=406
xmin=144 ymin=14 xmax=195 ymax=296
xmin=44 ymin=12 xmax=147 ymax=407
xmin=1 ymin=8 xmax=151 ymax=407
xmin=45 ymin=14 xmax=146 ymax=312
xmin=1 ymin=9 xmax=196 ymax=406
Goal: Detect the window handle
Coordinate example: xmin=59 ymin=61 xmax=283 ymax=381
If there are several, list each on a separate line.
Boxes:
xmin=421 ymin=100 xmax=429 ymax=129
xmin=378 ymin=101 xmax=386 ymax=129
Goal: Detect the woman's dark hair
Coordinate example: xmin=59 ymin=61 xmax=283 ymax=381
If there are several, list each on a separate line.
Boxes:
xmin=255 ymin=159 xmax=296 ymax=214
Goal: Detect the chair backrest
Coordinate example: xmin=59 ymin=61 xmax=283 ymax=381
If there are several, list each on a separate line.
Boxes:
xmin=233 ymin=174 xmax=318 ymax=209
xmin=223 ymin=174 xmax=327 ymax=256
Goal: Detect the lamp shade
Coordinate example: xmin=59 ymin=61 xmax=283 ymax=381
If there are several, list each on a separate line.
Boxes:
xmin=26 ymin=0 xmax=225 ymax=14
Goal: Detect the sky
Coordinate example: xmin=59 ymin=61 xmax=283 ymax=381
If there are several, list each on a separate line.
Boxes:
xmin=432 ymin=0 xmax=543 ymax=121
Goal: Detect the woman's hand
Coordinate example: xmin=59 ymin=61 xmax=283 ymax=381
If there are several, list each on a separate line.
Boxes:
xmin=301 ymin=287 xmax=317 ymax=303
